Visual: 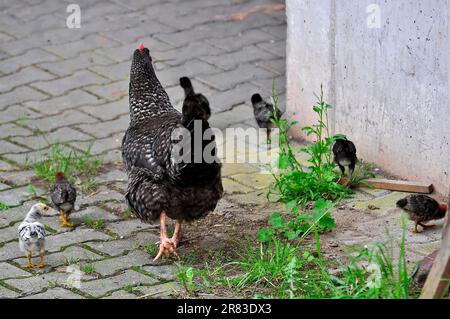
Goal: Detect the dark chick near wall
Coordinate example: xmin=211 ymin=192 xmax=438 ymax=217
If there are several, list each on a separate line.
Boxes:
xmin=251 ymin=93 xmax=283 ymax=142
xmin=332 ymin=137 xmax=357 ymax=180
xmin=121 ymin=43 xmax=223 ymax=261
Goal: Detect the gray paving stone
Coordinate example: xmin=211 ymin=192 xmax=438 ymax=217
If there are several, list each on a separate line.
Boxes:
xmin=0 ymin=241 xmax=24 ymax=261
xmin=0 ymin=262 xmax=31 ymax=279
xmin=10 ymin=0 xmax=62 ymax=21
xmin=0 ymin=140 xmax=29 ymax=154
xmin=77 ymin=269 xmax=158 ymax=297
xmin=157 ymin=60 xmax=223 ymax=87
xmin=0 ymin=285 xmax=19 ymax=298
xmin=0 ymin=103 xmax=41 ymax=126
xmin=76 ymin=186 xmax=124 ymax=206
xmin=95 ymin=169 xmax=127 ymax=184
xmin=71 ymin=206 xmax=120 ymax=224
xmin=206 ymin=28 xmax=277 ymax=52
xmin=0 ymin=185 xmax=40 ymax=206
xmin=90 ymin=61 xmax=130 ymax=81
xmin=142 ymin=264 xmax=176 ymax=281
xmin=76 ymin=114 xmax=129 ymax=139
xmin=101 ymin=21 xmax=176 ymax=45
xmin=80 ymin=99 xmax=128 ymax=121
xmin=0 ymin=225 xmax=19 ymax=243
xmin=209 ymin=83 xmax=262 ymax=112
xmin=198 ymin=63 xmax=275 ymax=91
xmin=44 ymin=228 xmax=111 ymax=253
xmin=5 ymin=269 xmax=95 ymax=295
xmin=135 ymin=281 xmax=180 ymax=299
xmin=14 ymin=246 xmax=103 ymax=269
xmin=160 ymin=42 xmax=223 ymax=67
xmin=23 ymin=90 xmax=103 ymax=116
xmin=30 ymin=70 xmax=109 ymax=97
xmin=0 ymin=86 xmax=48 ymax=111
xmin=102 ymin=290 xmax=137 ymax=299
xmin=0 ymin=123 xmax=33 ymax=139
xmin=261 ymin=24 xmax=287 ymax=39
xmin=38 ymin=52 xmax=114 ymax=77
xmin=255 ymin=58 xmax=286 ymax=75
xmin=11 ymin=127 xmax=93 ymax=150
xmin=72 ymin=133 xmax=123 ymax=155
xmin=2 ymin=13 xmax=61 ymax=38
xmin=0 ymin=48 xmax=60 ymax=75
xmin=83 ymin=80 xmax=128 ymax=101
xmin=88 ymin=250 xmax=151 ymax=276
xmin=21 ymin=287 xmax=85 ymax=299
xmin=203 ymin=45 xmax=276 ymax=71
xmin=0 ymin=66 xmax=55 ymax=93
xmin=209 ymin=104 xmax=254 ymax=129
xmin=44 ymin=34 xmax=119 ymax=59
xmin=256 ymin=40 xmax=286 ymax=58
xmin=0 ymin=170 xmax=37 ymax=186
xmin=105 ymin=219 xmax=157 ymax=238
xmin=102 ymin=149 xmax=122 ymax=163
xmin=27 ymin=110 xmax=98 ymax=132
xmin=84 ymin=239 xmax=138 ymax=257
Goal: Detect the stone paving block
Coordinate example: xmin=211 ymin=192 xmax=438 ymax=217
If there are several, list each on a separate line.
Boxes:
xmin=77 ymin=269 xmax=159 ymax=297
xmin=23 ymin=90 xmax=103 ymax=115
xmin=0 ymin=86 xmax=48 ymax=111
xmin=222 ymin=163 xmax=260 ymax=177
xmin=38 ymin=51 xmax=114 ymax=77
xmin=231 ymin=173 xmax=274 ymax=190
xmin=105 ymin=219 xmax=157 ymax=238
xmin=202 ymin=45 xmax=276 ymax=71
xmin=256 ymin=40 xmax=285 ymax=58
xmin=83 ymin=80 xmax=128 ymax=101
xmin=160 ymin=42 xmax=223 ymax=67
xmin=95 ymin=40 xmax=173 ymax=63
xmin=0 ymin=185 xmax=40 ymax=206
xmin=27 ymin=109 xmax=98 ymax=132
xmin=0 ymin=140 xmax=29 ymax=155
xmin=14 ymin=245 xmax=103 ymax=269
xmin=208 ymin=82 xmax=262 ymax=112
xmin=0 ymin=225 xmax=19 ymax=243
xmin=0 ymin=285 xmax=19 ymax=298
xmin=88 ymin=250 xmax=150 ymax=276
xmin=45 ymin=34 xmax=119 ymax=59
xmin=90 ymin=61 xmax=130 ymax=81
xmin=0 ymin=170 xmax=36 ymax=186
xmin=101 ymin=21 xmax=176 ymax=45
xmin=157 ymin=60 xmax=223 ymax=87
xmin=208 ymin=104 xmax=254 ymax=129
xmin=251 ymin=75 xmax=285 ymax=95
xmin=198 ymin=63 xmax=275 ymax=91
xmin=227 ymin=190 xmax=269 ymax=207
xmin=222 ymin=178 xmax=254 ymax=194
xmin=77 ymin=114 xmax=129 ymax=139
xmin=135 ymin=281 xmax=180 ymax=298
xmin=22 ymin=287 xmax=85 ymax=299
xmin=84 ymin=239 xmax=138 ymax=257
xmin=255 ymin=58 xmax=285 ymax=75
xmin=30 ymin=70 xmax=109 ymax=97
xmin=351 ymin=191 xmax=410 ymax=211
xmin=261 ymin=24 xmax=287 ymax=39
xmin=44 ymin=228 xmax=111 ymax=253
xmin=0 ymin=262 xmax=30 ymax=279
xmin=72 ymin=206 xmax=120 ymax=224
xmin=72 ymin=133 xmax=122 ymax=156
xmin=0 ymin=123 xmax=33 ymax=139
xmin=206 ymin=28 xmax=277 ymax=52
xmin=2 ymin=13 xmax=61 ymax=39
xmin=102 ymin=290 xmax=137 ymax=299
xmin=80 ymin=99 xmax=128 ymax=121
xmin=102 ymin=149 xmax=122 ymax=163
xmin=142 ymin=264 xmax=176 ymax=281
xmin=0 ymin=48 xmax=60 ymax=75
xmin=11 ymin=0 xmax=62 ymax=21
xmin=11 ymin=127 xmax=93 ymax=150
xmin=0 ymin=66 xmax=55 ymax=93
xmin=76 ymin=186 xmax=124 ymax=206
xmin=5 ymin=269 xmax=95 ymax=295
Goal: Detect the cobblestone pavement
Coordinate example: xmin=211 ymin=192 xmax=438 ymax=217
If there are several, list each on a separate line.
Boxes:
xmin=0 ymin=0 xmax=444 ymax=299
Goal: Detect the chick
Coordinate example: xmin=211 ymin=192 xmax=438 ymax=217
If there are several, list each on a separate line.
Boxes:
xmin=251 ymin=93 xmax=283 ymax=142
xmin=396 ymin=194 xmax=447 ymax=233
xmin=332 ymin=138 xmax=357 ymax=180
xmin=18 ymin=203 xmax=50 ymax=268
xmin=179 ymin=76 xmax=211 ymax=125
xmin=50 ymin=172 xmax=76 ymax=228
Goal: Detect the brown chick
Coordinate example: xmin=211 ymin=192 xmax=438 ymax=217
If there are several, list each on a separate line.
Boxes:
xmin=396 ymin=194 xmax=447 ymax=233
xmin=49 ymin=172 xmax=77 ymax=228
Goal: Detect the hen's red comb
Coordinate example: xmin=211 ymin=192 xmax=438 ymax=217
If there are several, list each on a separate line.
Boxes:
xmin=138 ymin=43 xmax=145 ymax=51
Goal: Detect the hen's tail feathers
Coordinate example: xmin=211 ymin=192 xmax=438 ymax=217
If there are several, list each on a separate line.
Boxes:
xmin=396 ymin=198 xmax=408 ymax=208
xmin=180 ymin=77 xmax=194 ymax=96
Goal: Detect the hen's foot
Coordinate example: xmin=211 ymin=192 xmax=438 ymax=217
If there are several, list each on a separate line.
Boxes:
xmin=34 ymin=263 xmax=47 ymax=268
xmin=419 ymin=222 xmax=435 ymax=230
xmin=153 ymin=237 xmax=178 ymax=261
xmin=60 ymin=216 xmax=72 ymax=228
xmin=22 ymin=263 xmax=33 ymax=269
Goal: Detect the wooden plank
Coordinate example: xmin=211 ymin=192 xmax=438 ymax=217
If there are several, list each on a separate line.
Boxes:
xmin=349 ymin=178 xmax=433 ymax=194
xmin=420 ymin=219 xmax=450 ymax=298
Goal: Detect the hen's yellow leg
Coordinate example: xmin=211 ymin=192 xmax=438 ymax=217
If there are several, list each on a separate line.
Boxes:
xmin=60 ymin=211 xmax=72 ymax=228
xmin=23 ymin=252 xmax=33 ymax=269
xmin=35 ymin=250 xmax=47 ymax=268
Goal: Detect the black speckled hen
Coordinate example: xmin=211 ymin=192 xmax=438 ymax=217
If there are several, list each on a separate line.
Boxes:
xmin=251 ymin=93 xmax=282 ymax=142
xmin=121 ymin=44 xmax=223 ymax=260
xmin=49 ymin=172 xmax=76 ymax=228
xmin=396 ymin=194 xmax=447 ymax=233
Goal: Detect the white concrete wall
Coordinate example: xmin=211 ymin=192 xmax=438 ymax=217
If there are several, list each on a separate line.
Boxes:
xmin=286 ymin=0 xmax=450 ymax=195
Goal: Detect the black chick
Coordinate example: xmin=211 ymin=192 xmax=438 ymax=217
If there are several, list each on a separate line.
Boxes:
xmin=179 ymin=76 xmax=211 ymax=126
xmin=251 ymin=93 xmax=283 ymax=142
xmin=396 ymin=194 xmax=447 ymax=233
xmin=332 ymin=138 xmax=357 ymax=179
xmin=49 ymin=172 xmax=76 ymax=228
